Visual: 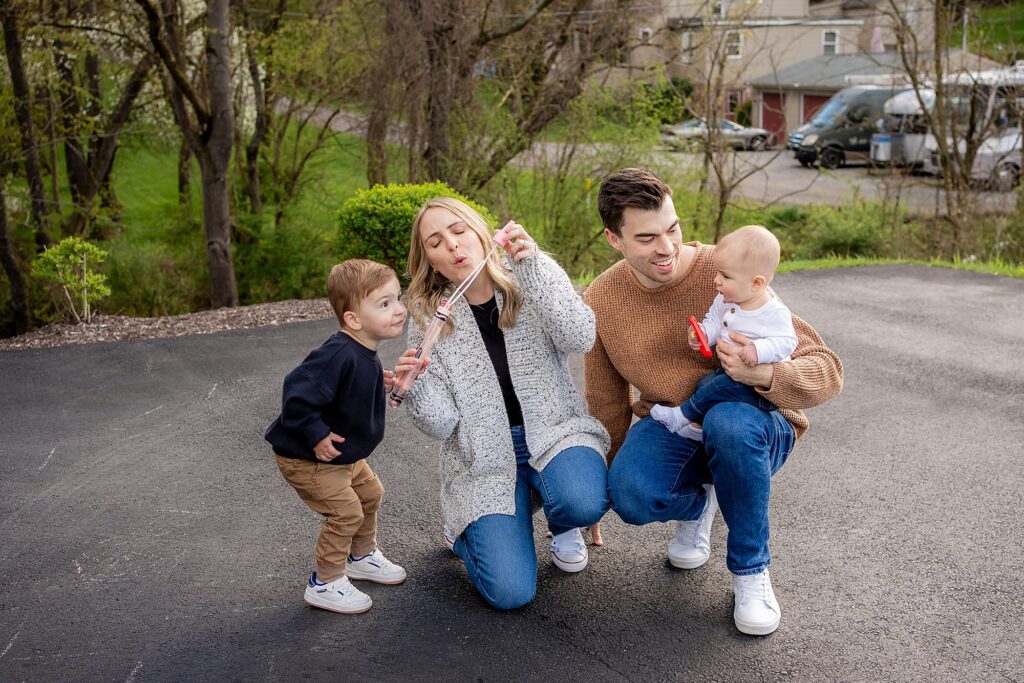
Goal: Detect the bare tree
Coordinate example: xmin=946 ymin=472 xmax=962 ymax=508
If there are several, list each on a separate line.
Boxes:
xmin=137 ymin=0 xmax=238 ymax=307
xmin=46 ymin=1 xmax=155 ymax=237
xmin=362 ymin=0 xmax=634 ymax=193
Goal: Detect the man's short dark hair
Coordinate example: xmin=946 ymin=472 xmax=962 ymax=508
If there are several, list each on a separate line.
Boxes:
xmin=598 ymin=168 xmax=672 ymax=236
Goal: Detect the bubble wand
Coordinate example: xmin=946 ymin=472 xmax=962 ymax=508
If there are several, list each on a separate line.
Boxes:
xmin=389 ymin=223 xmax=513 ymax=407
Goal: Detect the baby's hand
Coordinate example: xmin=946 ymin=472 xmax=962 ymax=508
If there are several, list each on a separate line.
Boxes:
xmin=688 ymin=324 xmax=703 ymax=351
xmin=314 ymin=432 xmax=345 ymax=462
xmin=740 ymin=344 xmax=759 ymax=367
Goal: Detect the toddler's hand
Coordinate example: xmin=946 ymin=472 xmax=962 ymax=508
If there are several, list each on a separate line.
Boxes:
xmin=740 ymin=344 xmax=759 ymax=367
xmin=383 ymin=369 xmax=397 ymax=392
xmin=314 ymin=432 xmax=345 ymax=462
xmin=688 ymin=324 xmax=704 ymax=351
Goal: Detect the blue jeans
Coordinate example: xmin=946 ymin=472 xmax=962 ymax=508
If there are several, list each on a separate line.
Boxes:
xmin=681 ymin=368 xmax=779 ymax=423
xmin=452 ymin=426 xmax=609 ymax=610
xmin=609 ymin=402 xmax=794 ymax=575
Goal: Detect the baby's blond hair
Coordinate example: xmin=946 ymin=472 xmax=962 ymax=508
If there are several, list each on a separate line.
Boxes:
xmin=717 ymin=225 xmax=781 ymax=282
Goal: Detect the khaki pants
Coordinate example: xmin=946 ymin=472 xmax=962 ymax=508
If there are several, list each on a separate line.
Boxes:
xmin=275 ymin=455 xmax=384 ymax=581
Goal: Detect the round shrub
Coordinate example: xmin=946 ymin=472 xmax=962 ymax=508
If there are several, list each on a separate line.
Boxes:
xmin=337 ymin=182 xmax=494 ymax=277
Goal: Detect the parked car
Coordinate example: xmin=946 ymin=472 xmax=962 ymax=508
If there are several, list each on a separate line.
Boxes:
xmin=662 ymin=118 xmax=773 ymax=151
xmin=789 ymin=85 xmax=909 ymax=169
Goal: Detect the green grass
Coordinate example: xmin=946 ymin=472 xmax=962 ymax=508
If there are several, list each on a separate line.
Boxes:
xmin=782 ymin=255 xmax=1024 ymax=278
xmin=951 ymin=2 xmax=1024 ymax=63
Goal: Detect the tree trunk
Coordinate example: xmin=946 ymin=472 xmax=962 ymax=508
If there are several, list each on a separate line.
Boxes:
xmin=1 ymin=7 xmax=52 ymax=250
xmin=53 ymin=40 xmax=91 ymax=225
xmin=201 ymin=0 xmax=239 ymax=308
xmin=178 ymin=138 xmax=192 ymax=209
xmin=366 ymin=107 xmax=389 ymax=186
xmin=243 ymin=37 xmax=266 ymax=213
xmin=422 ymin=5 xmax=457 ymax=182
xmin=0 ymin=181 xmax=31 ymax=334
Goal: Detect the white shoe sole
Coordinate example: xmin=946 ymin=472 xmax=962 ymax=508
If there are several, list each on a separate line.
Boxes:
xmin=345 ymin=567 xmax=407 ymax=585
xmin=304 ymin=594 xmax=372 ymax=614
xmin=733 ymin=613 xmax=780 ymax=636
xmin=551 ymin=553 xmax=588 ymax=573
xmin=667 ymin=552 xmax=710 ymax=570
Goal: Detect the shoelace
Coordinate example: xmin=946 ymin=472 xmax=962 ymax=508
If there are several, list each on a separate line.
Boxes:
xmin=675 ymin=517 xmax=704 ymax=548
xmin=736 ymin=572 xmax=773 ymax=605
xmin=551 ymin=530 xmax=585 ymax=555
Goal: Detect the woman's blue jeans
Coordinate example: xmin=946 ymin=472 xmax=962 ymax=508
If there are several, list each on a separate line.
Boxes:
xmin=452 ymin=426 xmax=609 ymax=610
xmin=609 ymin=399 xmax=794 ymax=576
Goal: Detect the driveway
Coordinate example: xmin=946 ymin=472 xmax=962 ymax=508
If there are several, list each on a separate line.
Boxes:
xmin=1 ymin=266 xmax=1022 ymax=681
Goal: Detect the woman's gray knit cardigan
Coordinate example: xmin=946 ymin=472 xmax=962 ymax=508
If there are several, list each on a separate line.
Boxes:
xmin=406 ymin=252 xmax=610 ymax=537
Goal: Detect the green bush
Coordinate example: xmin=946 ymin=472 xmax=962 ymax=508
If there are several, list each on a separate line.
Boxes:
xmin=31 ymin=236 xmax=111 ymax=323
xmin=637 ymin=77 xmax=694 ymax=124
xmin=337 ymin=182 xmax=494 ymax=277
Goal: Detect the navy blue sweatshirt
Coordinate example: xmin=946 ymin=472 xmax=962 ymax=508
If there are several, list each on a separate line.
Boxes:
xmin=265 ymin=332 xmax=385 ymax=465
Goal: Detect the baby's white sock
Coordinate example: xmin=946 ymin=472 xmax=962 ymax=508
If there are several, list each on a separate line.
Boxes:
xmin=650 ymin=404 xmax=704 ymax=441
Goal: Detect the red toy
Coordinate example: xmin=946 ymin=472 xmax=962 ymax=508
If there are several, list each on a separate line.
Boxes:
xmin=688 ymin=315 xmax=713 ymax=359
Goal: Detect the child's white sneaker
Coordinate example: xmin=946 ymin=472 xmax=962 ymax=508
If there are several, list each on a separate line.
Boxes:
xmin=667 ymin=484 xmax=717 ymax=569
xmin=732 ymin=569 xmax=781 ymax=636
xmin=304 ymin=572 xmax=372 ymax=614
xmin=550 ymin=528 xmax=589 ymax=573
xmin=346 ymin=548 xmax=407 ymax=585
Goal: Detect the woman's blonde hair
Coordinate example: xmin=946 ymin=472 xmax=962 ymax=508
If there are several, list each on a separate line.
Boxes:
xmin=406 ymin=197 xmax=522 ymax=338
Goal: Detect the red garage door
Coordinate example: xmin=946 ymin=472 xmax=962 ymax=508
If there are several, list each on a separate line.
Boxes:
xmin=761 ymin=93 xmax=786 ymax=144
xmin=802 ymin=94 xmax=831 ymax=122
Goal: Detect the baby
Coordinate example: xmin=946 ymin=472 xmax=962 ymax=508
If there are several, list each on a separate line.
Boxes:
xmin=651 ymin=225 xmax=798 ymax=440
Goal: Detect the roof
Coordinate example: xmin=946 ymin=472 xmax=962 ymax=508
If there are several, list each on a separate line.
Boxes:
xmin=748 ymin=50 xmax=1005 ymax=92
xmin=747 ymin=53 xmax=906 ymax=91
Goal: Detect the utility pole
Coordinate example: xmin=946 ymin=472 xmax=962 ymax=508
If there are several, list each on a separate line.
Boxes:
xmin=961 ymin=7 xmax=968 ymax=53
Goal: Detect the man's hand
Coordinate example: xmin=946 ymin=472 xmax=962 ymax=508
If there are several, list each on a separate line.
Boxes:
xmin=718 ymin=332 xmax=774 ymax=389
xmin=314 ymin=432 xmax=345 ymax=462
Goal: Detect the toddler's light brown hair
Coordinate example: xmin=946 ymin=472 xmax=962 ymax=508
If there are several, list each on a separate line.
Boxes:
xmin=327 ymin=259 xmax=398 ymax=328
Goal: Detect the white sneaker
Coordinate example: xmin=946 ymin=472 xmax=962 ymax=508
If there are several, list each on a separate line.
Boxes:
xmin=667 ymin=484 xmax=718 ymax=569
xmin=346 ymin=548 xmax=407 ymax=585
xmin=304 ymin=572 xmax=372 ymax=614
xmin=550 ymin=528 xmax=588 ymax=573
xmin=442 ymin=524 xmax=456 ymax=552
xmin=732 ymin=569 xmax=781 ymax=636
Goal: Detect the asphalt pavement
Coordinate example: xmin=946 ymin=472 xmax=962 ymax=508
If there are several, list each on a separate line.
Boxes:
xmin=1 ymin=265 xmax=1022 ymax=682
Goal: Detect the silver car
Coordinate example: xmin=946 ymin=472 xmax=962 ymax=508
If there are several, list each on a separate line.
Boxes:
xmin=662 ymin=118 xmax=773 ymax=151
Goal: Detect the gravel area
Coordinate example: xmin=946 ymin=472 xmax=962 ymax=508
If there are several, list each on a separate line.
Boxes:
xmin=0 ymin=299 xmax=336 ymax=352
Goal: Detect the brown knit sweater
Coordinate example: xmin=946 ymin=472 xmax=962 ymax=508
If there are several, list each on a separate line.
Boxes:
xmin=584 ymin=243 xmax=844 ymax=462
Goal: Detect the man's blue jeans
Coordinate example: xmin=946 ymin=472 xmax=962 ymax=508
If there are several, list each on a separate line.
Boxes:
xmin=609 ymin=401 xmax=794 ymax=575
xmin=681 ymin=368 xmax=779 ymax=423
xmin=453 ymin=425 xmax=609 ymax=610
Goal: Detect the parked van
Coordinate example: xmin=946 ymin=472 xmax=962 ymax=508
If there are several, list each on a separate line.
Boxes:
xmin=790 ymin=85 xmax=910 ymax=169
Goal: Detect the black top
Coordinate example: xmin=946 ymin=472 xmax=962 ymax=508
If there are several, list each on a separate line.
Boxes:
xmin=469 ymin=296 xmax=524 ymax=427
xmin=265 ymin=332 xmax=385 ymax=464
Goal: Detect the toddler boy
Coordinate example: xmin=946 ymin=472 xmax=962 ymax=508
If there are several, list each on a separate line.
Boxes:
xmin=265 ymin=259 xmax=408 ymax=614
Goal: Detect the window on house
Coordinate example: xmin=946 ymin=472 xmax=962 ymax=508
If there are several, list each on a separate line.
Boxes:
xmin=712 ymin=1 xmax=723 ymax=17
xmin=681 ymin=31 xmax=693 ymax=63
xmin=726 ymin=31 xmax=742 ymax=58
xmin=822 ymin=30 xmax=838 ymax=55
xmin=727 ymin=91 xmax=742 ymax=116
xmin=639 ymin=27 xmax=653 ymax=44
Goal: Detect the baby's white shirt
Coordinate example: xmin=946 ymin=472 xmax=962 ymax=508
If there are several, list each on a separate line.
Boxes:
xmin=701 ymin=292 xmax=798 ymax=364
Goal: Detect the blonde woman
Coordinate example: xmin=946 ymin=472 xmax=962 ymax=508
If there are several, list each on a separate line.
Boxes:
xmin=399 ymin=197 xmax=609 ymax=610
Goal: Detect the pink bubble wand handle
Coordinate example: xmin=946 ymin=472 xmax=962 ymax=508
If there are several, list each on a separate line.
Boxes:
xmin=388 ymin=224 xmax=512 ymax=407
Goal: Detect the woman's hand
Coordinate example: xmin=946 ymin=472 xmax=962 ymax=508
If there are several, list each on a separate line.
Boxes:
xmin=393 ymin=348 xmax=430 ymax=381
xmin=718 ymin=332 xmax=774 ymax=388
xmin=501 ymin=222 xmax=539 ymax=262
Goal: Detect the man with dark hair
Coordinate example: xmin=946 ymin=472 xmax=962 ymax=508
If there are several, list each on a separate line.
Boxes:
xmin=583 ymin=168 xmax=843 ymax=635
